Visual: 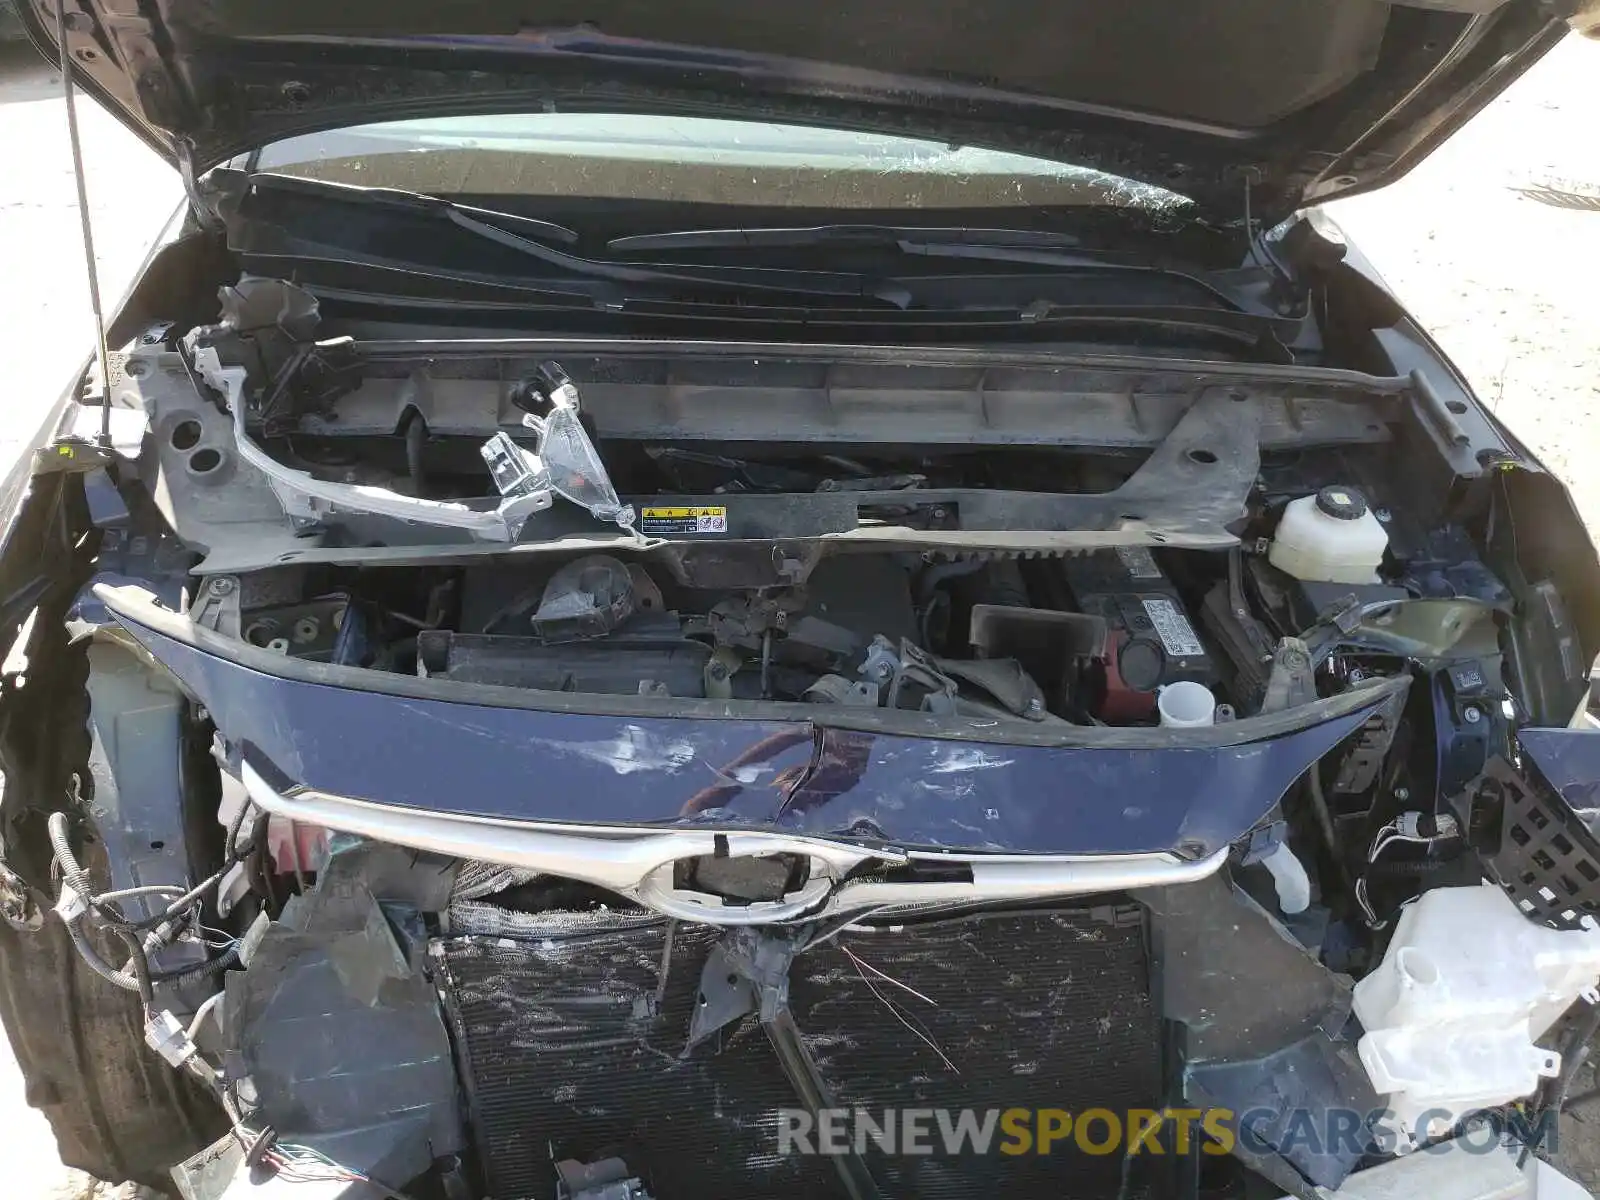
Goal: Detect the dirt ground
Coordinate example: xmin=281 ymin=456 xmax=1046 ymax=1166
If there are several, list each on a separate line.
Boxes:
xmin=0 ymin=28 xmax=1597 ymax=1200
xmin=1329 ymin=35 xmax=1600 ymax=537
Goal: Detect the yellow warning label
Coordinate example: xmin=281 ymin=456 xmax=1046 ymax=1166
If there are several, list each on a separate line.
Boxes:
xmin=639 ymin=506 xmax=728 ymax=534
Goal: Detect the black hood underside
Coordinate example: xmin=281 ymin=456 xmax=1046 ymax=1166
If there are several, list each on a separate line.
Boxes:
xmin=20 ymin=0 xmax=1593 ymax=219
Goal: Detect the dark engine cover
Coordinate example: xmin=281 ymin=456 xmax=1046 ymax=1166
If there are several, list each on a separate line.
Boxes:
xmin=438 ymin=905 xmax=1161 ymax=1200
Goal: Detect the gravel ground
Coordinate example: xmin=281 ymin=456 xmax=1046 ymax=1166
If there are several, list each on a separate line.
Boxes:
xmin=0 ymin=30 xmax=1597 ymax=1200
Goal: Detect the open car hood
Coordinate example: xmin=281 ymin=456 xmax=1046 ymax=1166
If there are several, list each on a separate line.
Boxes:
xmin=20 ymin=0 xmax=1597 ymax=220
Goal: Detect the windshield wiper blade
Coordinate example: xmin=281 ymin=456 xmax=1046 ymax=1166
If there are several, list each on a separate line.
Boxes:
xmin=240 ymin=170 xmax=583 ymax=244
xmin=606 ymin=225 xmax=1084 ymax=253
xmin=810 ymin=239 xmax=1262 ymax=312
xmin=238 ymin=174 xmax=912 ymax=307
xmin=605 ymin=224 xmax=1259 ymax=313
xmin=240 ymin=245 xmax=917 ymax=311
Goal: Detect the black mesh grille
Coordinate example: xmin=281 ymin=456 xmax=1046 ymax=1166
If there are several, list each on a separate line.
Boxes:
xmin=1478 ymin=757 xmax=1600 ymax=928
xmin=437 ymin=904 xmax=1159 ymax=1200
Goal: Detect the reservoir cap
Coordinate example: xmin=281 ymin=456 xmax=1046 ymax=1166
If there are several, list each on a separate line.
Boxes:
xmin=1315 ymin=486 xmax=1369 ymax=521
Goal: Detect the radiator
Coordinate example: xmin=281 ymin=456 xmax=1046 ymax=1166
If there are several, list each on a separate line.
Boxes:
xmin=437 ymin=904 xmax=1160 ymax=1200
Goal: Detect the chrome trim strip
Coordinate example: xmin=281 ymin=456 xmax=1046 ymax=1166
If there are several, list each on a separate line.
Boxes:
xmin=241 ymin=762 xmax=1228 ymax=924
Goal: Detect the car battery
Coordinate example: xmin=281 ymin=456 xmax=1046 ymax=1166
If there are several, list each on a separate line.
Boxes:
xmin=1061 ymin=547 xmax=1217 ymax=720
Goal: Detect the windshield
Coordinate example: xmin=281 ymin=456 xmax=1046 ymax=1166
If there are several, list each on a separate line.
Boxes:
xmin=254 ymin=113 xmax=1192 ymax=213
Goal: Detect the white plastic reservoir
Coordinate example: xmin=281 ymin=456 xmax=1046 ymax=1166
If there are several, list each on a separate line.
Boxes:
xmin=1157 ymin=681 xmax=1216 ymax=727
xmin=1352 ymin=885 xmax=1600 ymax=1143
xmin=1268 ymin=486 xmax=1389 ymax=584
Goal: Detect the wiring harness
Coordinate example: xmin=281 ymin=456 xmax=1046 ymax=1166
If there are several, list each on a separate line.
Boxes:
xmin=1355 ymin=810 xmax=1463 ymax=928
xmin=45 ymin=796 xmax=259 ymax=1094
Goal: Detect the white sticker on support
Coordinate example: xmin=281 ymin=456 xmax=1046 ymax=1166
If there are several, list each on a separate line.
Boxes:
xmin=1142 ymin=597 xmax=1204 ymax=658
xmin=1115 ymin=545 xmax=1162 ymax=579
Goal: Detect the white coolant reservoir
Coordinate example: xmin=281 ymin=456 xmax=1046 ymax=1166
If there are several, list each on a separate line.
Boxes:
xmin=1352 ymin=885 xmax=1600 ymax=1143
xmin=1268 ymin=486 xmax=1389 ymax=583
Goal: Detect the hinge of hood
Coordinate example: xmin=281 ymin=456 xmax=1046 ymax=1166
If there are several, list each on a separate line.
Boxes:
xmin=61 ymin=0 xmax=186 ymax=130
xmin=176 ymin=139 xmax=226 ymax=233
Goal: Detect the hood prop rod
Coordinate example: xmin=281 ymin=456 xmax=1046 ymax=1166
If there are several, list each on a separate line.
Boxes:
xmin=54 ymin=0 xmax=114 ymax=448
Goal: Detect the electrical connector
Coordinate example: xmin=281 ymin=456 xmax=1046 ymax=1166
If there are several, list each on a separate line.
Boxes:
xmin=144 ymin=1010 xmax=198 ymax=1067
xmin=1396 ymin=811 xmax=1461 ymax=840
xmin=54 ymin=882 xmax=88 ymax=924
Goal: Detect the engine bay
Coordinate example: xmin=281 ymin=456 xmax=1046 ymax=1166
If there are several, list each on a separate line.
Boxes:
xmin=213 ymin=485 xmax=1511 ymax=736
xmin=238 ymin=548 xmax=1230 ymax=722
xmin=123 ymin=275 xmax=1529 ymax=735
xmin=7 ymin=261 xmax=1600 ymax=1200
xmin=11 ymin=1 xmax=1600 ymax=1196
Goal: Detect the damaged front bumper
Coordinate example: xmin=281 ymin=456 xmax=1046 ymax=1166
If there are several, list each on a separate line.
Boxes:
xmin=98 ymin=582 xmax=1399 ymax=859
xmin=79 ymin=586 xmax=1600 ymax=1200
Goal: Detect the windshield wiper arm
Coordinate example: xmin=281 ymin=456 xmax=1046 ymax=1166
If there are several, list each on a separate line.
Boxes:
xmin=817 ymin=239 xmax=1260 ymax=312
xmin=605 ymin=224 xmax=1259 ymax=313
xmin=606 ymin=225 xmax=1084 ymax=253
xmin=240 ymin=170 xmax=583 ymax=245
xmin=238 ymin=174 xmax=912 ymax=307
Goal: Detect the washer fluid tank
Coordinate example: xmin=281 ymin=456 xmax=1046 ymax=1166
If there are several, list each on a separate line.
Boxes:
xmin=1352 ymin=885 xmax=1600 ymax=1145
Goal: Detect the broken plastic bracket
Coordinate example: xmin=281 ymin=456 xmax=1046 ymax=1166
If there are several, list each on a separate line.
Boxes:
xmin=521 ymin=361 xmax=636 ymax=533
xmin=480 ymin=431 xmax=550 ymax=500
xmin=686 ymin=925 xmax=828 ymax=1049
xmin=555 ymin=1157 xmax=654 ymax=1200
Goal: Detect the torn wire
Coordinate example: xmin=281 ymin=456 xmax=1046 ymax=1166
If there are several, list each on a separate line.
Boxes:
xmin=225 ymin=1083 xmax=425 ymax=1199
xmin=838 ymin=942 xmax=959 ymax=1074
xmin=837 ymin=944 xmax=940 ymax=1007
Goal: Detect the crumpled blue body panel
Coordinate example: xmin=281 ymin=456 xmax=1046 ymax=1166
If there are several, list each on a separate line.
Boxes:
xmin=117 ymin=615 xmax=1382 ymax=856
xmin=1520 ymin=726 xmax=1600 ymax=818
